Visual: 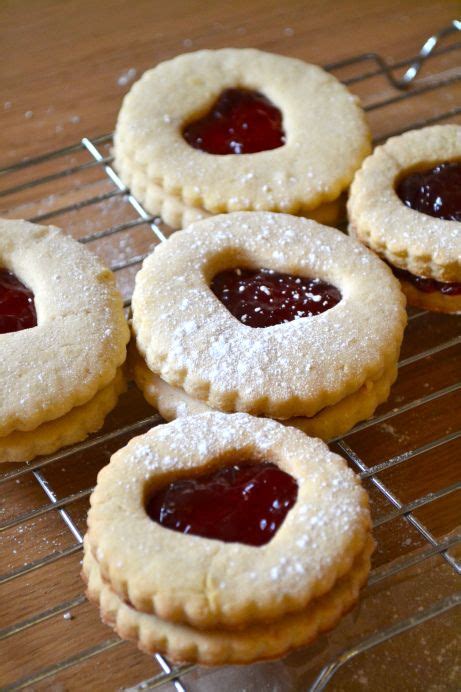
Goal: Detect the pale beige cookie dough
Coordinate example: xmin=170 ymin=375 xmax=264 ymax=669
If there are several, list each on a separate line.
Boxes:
xmin=132 ymin=212 xmax=406 ymax=420
xmin=0 ymin=368 xmax=126 ymax=463
xmin=122 ymin=157 xmax=345 ymax=230
xmin=348 ymin=124 xmax=461 ymax=283
xmin=83 ymin=534 xmax=374 ymax=665
xmin=114 ymin=48 xmax=370 ymax=219
xmin=0 ymin=219 xmax=130 ymax=437
xmin=132 ymin=348 xmax=397 ymax=441
xmin=397 ymin=278 xmax=461 ymax=315
xmin=87 ymin=412 xmax=372 ymax=629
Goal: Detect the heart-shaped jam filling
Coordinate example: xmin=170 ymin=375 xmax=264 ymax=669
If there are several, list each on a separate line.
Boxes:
xmin=0 ymin=268 xmax=37 ymax=334
xmin=396 ymin=160 xmax=461 ymax=221
xmin=146 ymin=462 xmax=298 ymax=546
xmin=182 ymin=88 xmax=285 ymax=155
xmin=390 ymin=264 xmax=461 ymax=296
xmin=210 ymin=267 xmax=341 ymax=327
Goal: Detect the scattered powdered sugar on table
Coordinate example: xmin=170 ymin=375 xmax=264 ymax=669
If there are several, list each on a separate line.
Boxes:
xmin=117 ymin=68 xmax=137 ymax=87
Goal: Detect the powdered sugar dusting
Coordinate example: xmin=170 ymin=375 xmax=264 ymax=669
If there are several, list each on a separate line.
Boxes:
xmin=89 ymin=411 xmax=369 ymax=629
xmin=118 ymin=68 xmax=137 ymax=87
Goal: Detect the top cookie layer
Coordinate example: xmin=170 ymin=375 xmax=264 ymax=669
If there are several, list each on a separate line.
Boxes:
xmin=132 ymin=212 xmax=406 ymax=419
xmin=348 ymin=124 xmax=461 ymax=282
xmin=0 ymin=219 xmax=130 ymax=436
xmin=114 ymin=48 xmax=371 ymax=215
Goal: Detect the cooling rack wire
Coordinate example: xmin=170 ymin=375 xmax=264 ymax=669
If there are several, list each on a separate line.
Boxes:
xmin=0 ymin=20 xmax=460 ymax=692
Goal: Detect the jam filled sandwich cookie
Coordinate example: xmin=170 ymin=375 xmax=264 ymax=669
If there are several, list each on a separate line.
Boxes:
xmin=348 ymin=124 xmax=461 ymax=314
xmin=0 ymin=219 xmax=130 ymax=462
xmin=114 ymin=48 xmax=371 ymax=229
xmin=131 ymin=212 xmax=406 ymax=439
xmin=83 ymin=412 xmax=375 ymax=664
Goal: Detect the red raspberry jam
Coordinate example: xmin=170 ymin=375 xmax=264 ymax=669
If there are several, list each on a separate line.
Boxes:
xmin=391 ymin=264 xmax=461 ymax=296
xmin=0 ymin=268 xmax=37 ymax=334
xmin=183 ymin=88 xmax=285 ymax=155
xmin=210 ymin=267 xmax=341 ymax=327
xmin=396 ymin=161 xmax=461 ymax=221
xmin=146 ymin=462 xmax=298 ymax=547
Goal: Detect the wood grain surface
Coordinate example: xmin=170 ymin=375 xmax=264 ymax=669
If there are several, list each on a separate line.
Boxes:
xmin=1 ymin=1 xmax=460 ymax=690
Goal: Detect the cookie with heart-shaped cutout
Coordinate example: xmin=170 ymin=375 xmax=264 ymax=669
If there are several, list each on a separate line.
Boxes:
xmin=86 ymin=411 xmax=372 ymax=630
xmin=348 ymin=125 xmax=461 ymax=313
xmin=0 ymin=218 xmax=130 ymax=461
xmin=132 ymin=212 xmax=406 ymax=421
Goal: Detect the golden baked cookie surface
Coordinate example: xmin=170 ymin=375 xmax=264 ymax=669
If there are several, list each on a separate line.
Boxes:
xmin=132 ymin=212 xmax=406 ymax=419
xmin=114 ymin=48 xmax=371 ymax=218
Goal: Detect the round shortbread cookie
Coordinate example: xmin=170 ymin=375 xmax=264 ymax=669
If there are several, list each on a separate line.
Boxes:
xmin=398 ymin=278 xmax=461 ymax=314
xmin=132 ymin=212 xmax=406 ymax=419
xmin=83 ymin=535 xmax=374 ymax=665
xmin=114 ymin=48 xmax=370 ymax=216
xmin=132 ymin=348 xmax=397 ymax=441
xmin=348 ymin=124 xmax=461 ymax=283
xmin=122 ymin=156 xmax=345 ymax=230
xmin=0 ymin=368 xmax=126 ymax=463
xmin=87 ymin=412 xmax=372 ymax=629
xmin=0 ymin=219 xmax=130 ymax=437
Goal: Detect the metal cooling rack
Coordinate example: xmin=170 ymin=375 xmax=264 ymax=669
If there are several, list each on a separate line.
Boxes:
xmin=0 ymin=21 xmax=460 ymax=691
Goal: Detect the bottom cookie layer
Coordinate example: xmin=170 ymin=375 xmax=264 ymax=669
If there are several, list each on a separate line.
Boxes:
xmin=398 ymin=278 xmax=461 ymax=314
xmin=0 ymin=368 xmax=126 ymax=463
xmin=83 ymin=536 xmax=373 ymax=666
xmin=132 ymin=351 xmax=396 ymax=441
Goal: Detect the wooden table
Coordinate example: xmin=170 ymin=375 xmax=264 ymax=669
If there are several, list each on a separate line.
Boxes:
xmin=1 ymin=2 xmax=460 ymax=690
